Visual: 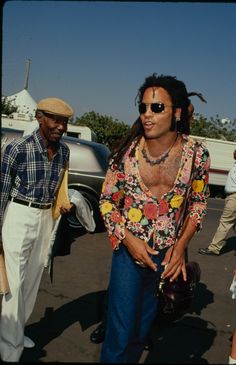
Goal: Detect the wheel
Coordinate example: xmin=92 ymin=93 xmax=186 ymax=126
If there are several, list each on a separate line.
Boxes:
xmin=66 ymin=189 xmax=106 ymax=233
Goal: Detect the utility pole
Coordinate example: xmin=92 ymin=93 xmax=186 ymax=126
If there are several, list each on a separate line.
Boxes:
xmin=24 ymin=59 xmax=31 ymax=90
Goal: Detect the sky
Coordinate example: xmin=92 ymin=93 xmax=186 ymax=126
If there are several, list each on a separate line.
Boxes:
xmin=2 ymin=1 xmax=236 ymax=125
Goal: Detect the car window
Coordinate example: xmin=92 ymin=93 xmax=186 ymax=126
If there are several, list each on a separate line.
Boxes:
xmin=88 ymin=143 xmax=110 ymax=172
xmin=63 ymin=136 xmax=110 ymax=173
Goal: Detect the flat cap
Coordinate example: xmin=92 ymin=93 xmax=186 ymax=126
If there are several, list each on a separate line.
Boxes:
xmin=37 ymin=97 xmax=74 ymax=118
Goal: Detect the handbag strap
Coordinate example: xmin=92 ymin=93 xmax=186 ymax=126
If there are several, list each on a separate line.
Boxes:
xmin=167 ymin=141 xmax=198 ymax=263
xmin=177 ymin=143 xmax=197 ymax=235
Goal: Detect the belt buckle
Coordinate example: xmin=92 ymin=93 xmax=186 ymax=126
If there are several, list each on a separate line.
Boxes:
xmin=43 ymin=203 xmax=51 ymax=209
xmin=38 ymin=203 xmax=45 ymax=209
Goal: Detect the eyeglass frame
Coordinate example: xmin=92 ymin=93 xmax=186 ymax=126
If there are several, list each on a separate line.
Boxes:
xmin=41 ymin=111 xmax=69 ymax=124
xmin=138 ymin=102 xmax=173 ymax=114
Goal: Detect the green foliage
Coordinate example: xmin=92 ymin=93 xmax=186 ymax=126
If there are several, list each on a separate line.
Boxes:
xmin=1 ymin=97 xmax=18 ymax=116
xmin=75 ymin=111 xmax=130 ymax=150
xmin=75 ymin=110 xmax=236 ymax=148
xmin=190 ymin=114 xmax=236 ymax=142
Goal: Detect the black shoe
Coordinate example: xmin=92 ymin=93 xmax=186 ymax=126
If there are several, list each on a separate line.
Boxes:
xmin=90 ymin=323 xmax=106 ymax=344
xmin=144 ymin=338 xmax=152 ymax=351
xmin=198 ymin=248 xmax=219 ymax=256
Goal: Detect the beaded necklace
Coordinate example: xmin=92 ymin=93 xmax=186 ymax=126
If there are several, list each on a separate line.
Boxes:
xmin=141 ymin=134 xmax=178 ymax=166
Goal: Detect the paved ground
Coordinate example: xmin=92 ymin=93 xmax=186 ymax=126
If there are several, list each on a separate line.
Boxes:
xmin=1 ymin=198 xmax=236 ymax=363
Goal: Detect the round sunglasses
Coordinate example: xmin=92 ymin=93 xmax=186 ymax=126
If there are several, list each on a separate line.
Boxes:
xmin=138 ymin=102 xmax=173 ymax=114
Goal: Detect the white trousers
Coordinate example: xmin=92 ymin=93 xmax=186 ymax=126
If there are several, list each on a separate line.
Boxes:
xmin=208 ymin=193 xmax=236 ymax=254
xmin=0 ymin=201 xmax=53 ymax=362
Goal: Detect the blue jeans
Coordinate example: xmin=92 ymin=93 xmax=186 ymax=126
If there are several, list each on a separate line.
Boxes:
xmin=100 ymin=242 xmax=167 ymax=363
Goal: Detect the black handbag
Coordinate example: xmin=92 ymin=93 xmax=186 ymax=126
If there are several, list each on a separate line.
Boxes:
xmin=157 ymin=143 xmax=201 ymax=322
xmin=157 ymin=261 xmax=201 ymax=322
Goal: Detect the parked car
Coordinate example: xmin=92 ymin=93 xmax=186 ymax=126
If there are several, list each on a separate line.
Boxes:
xmin=1 ymin=127 xmax=110 ymax=232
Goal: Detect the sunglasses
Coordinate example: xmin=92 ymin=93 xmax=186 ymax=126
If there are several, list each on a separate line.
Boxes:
xmin=138 ymin=102 xmax=173 ymax=114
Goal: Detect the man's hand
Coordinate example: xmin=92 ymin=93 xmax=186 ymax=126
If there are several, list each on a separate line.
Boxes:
xmin=59 ymin=202 xmax=75 ymax=215
xmin=123 ymin=229 xmax=158 ymax=271
xmin=161 ymin=244 xmax=186 ymax=282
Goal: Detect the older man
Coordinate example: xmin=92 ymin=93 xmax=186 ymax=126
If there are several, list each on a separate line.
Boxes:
xmin=0 ymin=97 xmax=74 ymax=362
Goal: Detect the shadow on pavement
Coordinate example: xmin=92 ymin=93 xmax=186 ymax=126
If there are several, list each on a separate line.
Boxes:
xmin=220 ymin=236 xmax=236 ymax=255
xmin=21 ymin=281 xmax=215 ymax=363
xmin=21 ymin=290 xmax=107 ymax=362
xmin=145 ymin=316 xmax=216 ymax=364
xmin=49 ymin=216 xmax=88 ymax=282
xmin=145 ymin=282 xmax=216 ymax=364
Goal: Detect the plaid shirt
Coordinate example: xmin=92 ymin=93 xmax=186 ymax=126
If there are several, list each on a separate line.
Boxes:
xmin=0 ymin=129 xmax=70 ymax=226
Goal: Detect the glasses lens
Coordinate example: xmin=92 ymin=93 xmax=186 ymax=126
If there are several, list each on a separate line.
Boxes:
xmin=151 ymin=103 xmax=165 ymax=113
xmin=138 ymin=103 xmax=146 ymax=114
xmin=43 ymin=112 xmax=68 ymax=124
xmin=138 ymin=102 xmax=166 ymax=114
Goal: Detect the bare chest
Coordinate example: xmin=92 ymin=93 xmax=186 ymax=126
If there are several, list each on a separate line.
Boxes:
xmin=139 ymin=148 xmax=182 ymax=200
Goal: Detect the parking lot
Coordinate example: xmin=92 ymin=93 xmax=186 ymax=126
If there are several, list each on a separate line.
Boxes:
xmin=1 ymin=198 xmax=236 ymax=363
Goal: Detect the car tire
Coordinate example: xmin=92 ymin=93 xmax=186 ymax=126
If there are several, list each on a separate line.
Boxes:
xmin=66 ymin=189 xmax=105 ymax=233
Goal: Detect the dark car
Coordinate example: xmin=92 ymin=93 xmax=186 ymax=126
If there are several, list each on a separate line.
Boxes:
xmin=1 ymin=127 xmax=110 ymax=232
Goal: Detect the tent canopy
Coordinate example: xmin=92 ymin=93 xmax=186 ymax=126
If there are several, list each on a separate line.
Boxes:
xmin=4 ymin=88 xmax=37 ymax=118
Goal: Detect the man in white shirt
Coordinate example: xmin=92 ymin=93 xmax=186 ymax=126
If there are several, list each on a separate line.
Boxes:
xmin=199 ymin=149 xmax=236 ymax=255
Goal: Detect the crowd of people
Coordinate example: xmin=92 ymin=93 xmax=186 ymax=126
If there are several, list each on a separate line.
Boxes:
xmin=0 ymin=74 xmax=235 ymax=363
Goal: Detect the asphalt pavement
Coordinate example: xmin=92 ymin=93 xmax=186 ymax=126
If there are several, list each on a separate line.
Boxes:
xmin=2 ymin=198 xmax=236 ymax=364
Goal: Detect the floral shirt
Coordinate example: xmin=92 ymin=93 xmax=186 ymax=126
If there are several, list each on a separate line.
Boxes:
xmin=99 ymin=134 xmax=210 ymax=251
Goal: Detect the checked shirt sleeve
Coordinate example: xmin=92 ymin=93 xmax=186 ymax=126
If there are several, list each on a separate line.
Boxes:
xmin=0 ymin=143 xmax=19 ymax=229
xmin=99 ymin=157 xmax=126 ymax=250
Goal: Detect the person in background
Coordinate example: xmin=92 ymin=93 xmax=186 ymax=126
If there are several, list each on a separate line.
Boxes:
xmin=99 ymin=73 xmax=210 ymax=363
xmin=199 ymin=149 xmax=236 ymax=256
xmin=89 ymin=89 xmax=207 ymax=347
xmin=229 ymin=268 xmax=236 ymax=364
xmin=0 ymin=97 xmax=74 ymax=362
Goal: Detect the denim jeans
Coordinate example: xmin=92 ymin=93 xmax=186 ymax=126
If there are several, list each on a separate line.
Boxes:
xmin=100 ymin=242 xmax=167 ymax=363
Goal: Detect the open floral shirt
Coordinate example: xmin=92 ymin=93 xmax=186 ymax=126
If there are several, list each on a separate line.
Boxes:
xmin=99 ymin=134 xmax=210 ymax=251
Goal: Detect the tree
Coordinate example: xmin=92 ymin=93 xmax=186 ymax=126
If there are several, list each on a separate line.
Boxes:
xmin=76 ymin=110 xmax=236 ymax=148
xmin=75 ymin=111 xmax=130 ymax=150
xmin=1 ymin=97 xmax=18 ymax=116
xmin=191 ymin=114 xmax=236 ymax=142
xmin=75 ymin=110 xmax=235 ymax=148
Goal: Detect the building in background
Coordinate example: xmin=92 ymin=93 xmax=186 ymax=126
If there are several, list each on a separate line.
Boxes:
xmin=1 ymin=59 xmax=95 ymax=141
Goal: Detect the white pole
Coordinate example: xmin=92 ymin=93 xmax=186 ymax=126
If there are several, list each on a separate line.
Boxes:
xmin=24 ymin=59 xmax=31 ymax=90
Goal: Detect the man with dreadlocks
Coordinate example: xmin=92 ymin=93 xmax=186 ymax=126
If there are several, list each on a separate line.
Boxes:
xmin=99 ymin=74 xmax=210 ymax=363
xmin=187 ymin=91 xmax=207 ymax=123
